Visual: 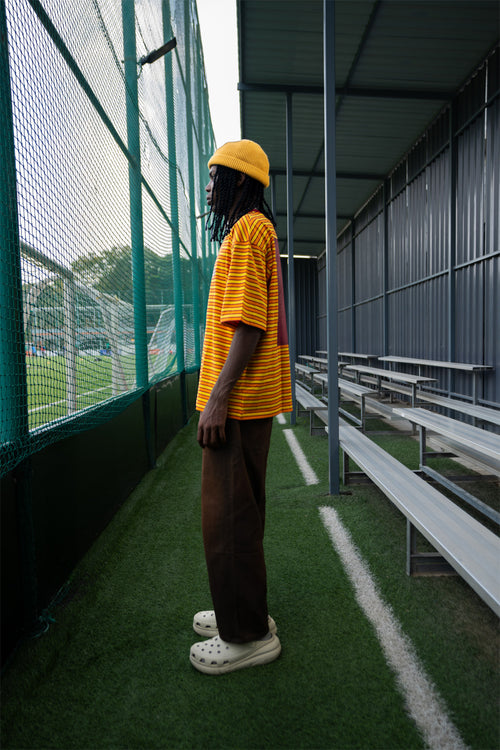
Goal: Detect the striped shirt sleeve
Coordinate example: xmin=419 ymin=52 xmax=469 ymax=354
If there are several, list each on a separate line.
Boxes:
xmin=220 ymin=214 xmax=269 ymax=330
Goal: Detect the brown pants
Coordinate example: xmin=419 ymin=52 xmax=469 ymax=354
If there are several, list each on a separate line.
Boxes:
xmin=201 ymin=417 xmax=273 ymax=643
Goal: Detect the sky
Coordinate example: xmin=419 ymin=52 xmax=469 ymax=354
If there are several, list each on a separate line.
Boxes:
xmin=196 ymin=0 xmax=241 ymax=147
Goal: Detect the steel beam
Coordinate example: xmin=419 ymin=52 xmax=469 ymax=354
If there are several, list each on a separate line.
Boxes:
xmin=238 ymin=82 xmax=451 ymax=101
xmin=271 ymin=168 xmax=384 ymax=181
xmin=448 ymin=101 xmax=457 ymax=398
xmin=324 ymin=0 xmax=339 ymax=494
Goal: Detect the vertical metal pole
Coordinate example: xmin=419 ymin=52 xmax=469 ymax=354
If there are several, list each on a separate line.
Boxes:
xmin=286 ymin=93 xmax=296 ymax=425
xmin=0 ymin=0 xmax=39 ymax=634
xmin=448 ymin=102 xmax=456 ymax=397
xmin=324 ymin=0 xmax=339 ymax=494
xmin=195 ymin=35 xmax=208 ymax=320
xmin=107 ymin=305 xmax=122 ymax=395
xmin=383 ymin=179 xmax=389 ymax=355
xmin=184 ymin=1 xmax=201 ymax=370
xmin=122 ymin=0 xmax=148 ymax=389
xmin=406 ymin=520 xmax=414 ymax=576
xmin=0 ymin=1 xmax=29 ymax=448
xmin=270 ymin=172 xmax=277 ymax=218
xmin=122 ymin=0 xmax=154 ymax=466
xmin=351 ymin=231 xmax=356 ymax=351
xmin=63 ymin=278 xmax=77 ymax=412
xmin=419 ymin=425 xmax=426 ymax=466
xmin=208 ymin=131 xmax=217 ymax=269
xmin=163 ymin=1 xmax=187 ymax=419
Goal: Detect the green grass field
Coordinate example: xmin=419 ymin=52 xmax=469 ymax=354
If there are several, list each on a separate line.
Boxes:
xmin=1 ymin=414 xmax=498 ymax=749
xmin=25 ymin=352 xmax=176 ymax=429
xmin=26 ymin=355 xmax=115 ymax=427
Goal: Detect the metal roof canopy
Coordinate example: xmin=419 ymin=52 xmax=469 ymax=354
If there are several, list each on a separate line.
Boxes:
xmin=237 ymin=0 xmax=499 ymax=493
xmin=237 ymin=0 xmax=500 ymax=257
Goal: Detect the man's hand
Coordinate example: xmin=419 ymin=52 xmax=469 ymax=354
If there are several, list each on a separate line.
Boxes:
xmin=197 ymin=392 xmax=229 ymax=448
xmin=197 ymin=323 xmax=263 ymax=449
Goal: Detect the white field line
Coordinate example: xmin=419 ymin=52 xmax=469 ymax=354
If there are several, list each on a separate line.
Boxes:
xmin=29 ymin=385 xmax=112 ymax=414
xmin=276 ymin=413 xmax=286 ymax=425
xmin=283 ymin=428 xmax=319 ymax=485
xmin=319 ymin=505 xmax=468 ymax=750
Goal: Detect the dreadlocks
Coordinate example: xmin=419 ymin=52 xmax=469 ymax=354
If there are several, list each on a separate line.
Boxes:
xmin=206 ymin=165 xmax=276 ymax=244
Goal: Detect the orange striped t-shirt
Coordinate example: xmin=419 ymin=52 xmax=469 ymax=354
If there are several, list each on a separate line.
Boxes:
xmin=196 ymin=210 xmax=292 ymax=419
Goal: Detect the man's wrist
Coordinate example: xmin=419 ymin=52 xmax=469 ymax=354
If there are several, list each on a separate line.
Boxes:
xmin=209 ymin=382 xmax=232 ymax=404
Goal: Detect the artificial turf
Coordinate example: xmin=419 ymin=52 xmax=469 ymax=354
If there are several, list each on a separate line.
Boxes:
xmin=26 ymin=353 xmax=175 ymax=429
xmin=1 ymin=413 xmax=498 ymax=749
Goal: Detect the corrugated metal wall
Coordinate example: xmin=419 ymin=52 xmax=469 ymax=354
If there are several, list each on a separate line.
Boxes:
xmin=316 ymin=48 xmax=499 ymax=406
xmin=282 ymin=258 xmax=318 ymax=357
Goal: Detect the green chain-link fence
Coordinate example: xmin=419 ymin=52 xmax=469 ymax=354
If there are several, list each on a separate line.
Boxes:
xmin=1 ymin=0 xmax=216 ymax=477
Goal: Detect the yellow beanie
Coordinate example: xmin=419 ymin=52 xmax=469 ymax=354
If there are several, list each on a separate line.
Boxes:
xmin=208 ymin=139 xmax=270 ymax=188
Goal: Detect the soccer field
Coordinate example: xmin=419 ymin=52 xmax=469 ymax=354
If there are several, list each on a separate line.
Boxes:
xmin=25 ymin=354 xmax=132 ymax=429
xmin=25 ymin=351 xmax=176 ymax=430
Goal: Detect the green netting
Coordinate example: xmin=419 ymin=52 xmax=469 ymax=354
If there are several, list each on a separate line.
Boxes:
xmin=0 ymin=0 xmax=216 ymax=477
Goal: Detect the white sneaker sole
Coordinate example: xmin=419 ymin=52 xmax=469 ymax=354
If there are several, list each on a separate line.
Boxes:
xmin=190 ymin=634 xmax=281 ymax=674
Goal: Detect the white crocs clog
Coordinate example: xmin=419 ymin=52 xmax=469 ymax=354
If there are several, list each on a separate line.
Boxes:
xmin=190 ymin=633 xmax=281 ymax=674
xmin=193 ymin=610 xmax=277 ymax=637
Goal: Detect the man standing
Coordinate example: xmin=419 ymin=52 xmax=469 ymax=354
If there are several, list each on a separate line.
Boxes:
xmin=190 ymin=139 xmax=292 ymax=674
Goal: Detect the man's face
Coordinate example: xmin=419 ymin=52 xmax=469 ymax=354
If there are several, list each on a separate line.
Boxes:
xmin=206 ymin=165 xmax=217 ymax=208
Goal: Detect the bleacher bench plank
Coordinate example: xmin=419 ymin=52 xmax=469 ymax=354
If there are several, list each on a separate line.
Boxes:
xmin=296 ymin=383 xmax=328 ymax=434
xmin=376 ymin=381 xmax=500 ymax=426
xmin=313 ymin=372 xmax=328 ymax=393
xmin=295 ymin=363 xmax=319 ymax=388
xmin=338 ymin=378 xmax=377 ymax=431
xmin=338 ymin=352 xmax=379 ymax=364
xmin=393 ymin=407 xmax=500 ymax=473
xmin=351 ymin=379 xmax=500 ymax=428
xmin=344 ymin=365 xmax=437 ymax=407
xmin=338 ymin=420 xmax=500 ymax=616
xmin=312 ymin=374 xmax=374 ymax=400
xmin=344 ymin=365 xmax=436 ymax=385
xmin=417 ymin=391 xmax=500 ymax=427
xmin=311 ymin=374 xmax=387 ymax=431
xmin=378 ymin=356 xmax=494 ymax=404
xmin=379 ymin=355 xmax=493 ymax=373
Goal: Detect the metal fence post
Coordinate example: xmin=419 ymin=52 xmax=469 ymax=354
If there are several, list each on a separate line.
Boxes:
xmin=122 ymin=0 xmax=148 ymax=389
xmin=0 ymin=0 xmax=39 ymax=634
xmin=63 ymin=278 xmax=77 ymax=412
xmin=122 ymin=0 xmax=154 ymax=465
xmin=0 ymin=1 xmax=29 ymax=449
xmin=195 ymin=34 xmax=208 ymax=320
xmin=184 ymin=1 xmax=201 ymax=370
xmin=162 ymin=1 xmax=187 ymax=420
